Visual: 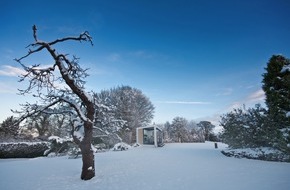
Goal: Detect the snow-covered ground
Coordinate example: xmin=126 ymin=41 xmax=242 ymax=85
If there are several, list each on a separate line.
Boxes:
xmin=0 ymin=142 xmax=290 ymax=190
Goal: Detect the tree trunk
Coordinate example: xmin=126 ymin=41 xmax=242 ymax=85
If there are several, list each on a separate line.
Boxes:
xmin=80 ymin=123 xmax=95 ymax=180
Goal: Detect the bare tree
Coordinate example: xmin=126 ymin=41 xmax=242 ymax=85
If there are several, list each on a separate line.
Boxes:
xmin=25 ymin=112 xmax=52 ymax=137
xmin=14 ymin=25 xmax=96 ymax=180
xmin=197 ymin=121 xmax=215 ymax=141
xmin=171 ymin=117 xmax=189 ymax=143
xmin=104 ymin=86 xmax=155 ymax=143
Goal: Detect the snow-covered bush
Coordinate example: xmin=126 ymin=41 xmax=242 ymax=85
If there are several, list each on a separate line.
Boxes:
xmin=112 ymin=142 xmax=131 ymax=151
xmin=44 ymin=136 xmax=73 ymax=156
xmin=68 ymin=145 xmax=81 ymax=159
xmin=221 ymin=147 xmax=290 ymax=162
xmin=220 ymin=105 xmax=275 ymax=149
xmin=0 ymin=142 xmax=49 ymax=158
xmin=92 ymin=128 xmax=122 ymax=149
xmin=132 ymin=143 xmax=141 ymax=147
xmin=93 ymin=143 xmax=106 ymax=151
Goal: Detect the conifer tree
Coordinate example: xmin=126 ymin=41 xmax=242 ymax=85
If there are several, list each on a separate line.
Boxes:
xmin=262 ymin=55 xmax=290 ymax=126
xmin=262 ymin=55 xmax=290 ymax=152
xmin=0 ymin=116 xmax=19 ymax=137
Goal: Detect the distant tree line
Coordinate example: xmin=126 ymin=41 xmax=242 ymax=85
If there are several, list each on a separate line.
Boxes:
xmin=162 ymin=117 xmax=218 ymax=143
xmin=220 ymin=55 xmax=290 ymax=155
xmin=0 ymin=85 xmax=154 ymax=146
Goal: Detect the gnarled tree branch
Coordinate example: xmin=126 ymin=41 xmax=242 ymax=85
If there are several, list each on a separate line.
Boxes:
xmin=14 ymin=25 xmax=96 ymax=180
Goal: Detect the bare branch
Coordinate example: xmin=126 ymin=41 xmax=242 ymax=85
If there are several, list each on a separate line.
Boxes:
xmin=15 ymin=29 xmax=92 ymax=64
xmin=48 ymin=31 xmax=93 ymax=46
xmin=59 ymin=96 xmax=90 ymax=123
xmin=12 ymin=100 xmax=61 ymax=126
xmin=32 ymin=25 xmax=37 ymax=41
xmin=15 ymin=26 xmax=94 ymax=106
xmin=17 ymin=63 xmax=58 ymax=96
xmin=14 ymin=44 xmax=46 ymax=63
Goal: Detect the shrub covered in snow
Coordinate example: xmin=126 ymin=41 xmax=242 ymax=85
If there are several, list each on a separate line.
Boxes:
xmin=44 ymin=136 xmax=73 ymax=156
xmin=0 ymin=142 xmax=50 ymax=158
xmin=112 ymin=142 xmax=131 ymax=151
xmin=221 ymin=147 xmax=290 ymax=162
xmin=68 ymin=145 xmax=82 ymax=159
xmin=132 ymin=143 xmax=141 ymax=147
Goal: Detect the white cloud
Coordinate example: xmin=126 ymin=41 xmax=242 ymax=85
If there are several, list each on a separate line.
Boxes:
xmin=225 ymin=89 xmax=265 ymax=112
xmin=0 ymin=65 xmax=26 ymax=77
xmin=156 ymin=101 xmax=211 ymax=105
xmin=247 ymin=89 xmax=265 ymax=102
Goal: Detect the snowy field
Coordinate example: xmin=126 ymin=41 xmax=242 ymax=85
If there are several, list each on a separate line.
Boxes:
xmin=1 ymin=142 xmax=290 ymax=190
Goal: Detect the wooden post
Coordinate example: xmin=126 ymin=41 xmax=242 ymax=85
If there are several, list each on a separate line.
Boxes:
xmin=214 ymin=142 xmax=218 ymax=149
xmin=154 ymin=126 xmax=157 ymax=147
xmin=136 ymin=128 xmax=139 ymax=144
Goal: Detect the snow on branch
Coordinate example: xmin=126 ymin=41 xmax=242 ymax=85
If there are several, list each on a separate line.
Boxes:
xmin=17 ymin=63 xmax=58 ymax=95
xmin=59 ymin=95 xmax=90 ymax=123
xmin=12 ymin=100 xmax=61 ymax=125
xmin=14 ymin=25 xmax=96 ymax=133
xmin=15 ymin=25 xmax=93 ymax=64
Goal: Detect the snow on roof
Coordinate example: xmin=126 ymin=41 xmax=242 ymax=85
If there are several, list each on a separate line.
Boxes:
xmin=137 ymin=125 xmax=162 ymax=131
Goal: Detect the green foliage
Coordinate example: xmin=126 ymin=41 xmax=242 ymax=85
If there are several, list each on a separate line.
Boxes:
xmin=262 ymin=55 xmax=290 ymax=126
xmin=197 ymin=121 xmax=215 ymax=141
xmin=262 ymin=55 xmax=290 ymax=153
xmin=0 ymin=116 xmax=19 ymax=137
xmin=220 ymin=105 xmax=275 ymax=149
xmin=221 ymin=55 xmax=290 ymax=153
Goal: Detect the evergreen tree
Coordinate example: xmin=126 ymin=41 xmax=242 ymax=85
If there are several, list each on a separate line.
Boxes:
xmin=220 ymin=55 xmax=290 ymax=153
xmin=0 ymin=116 xmax=19 ymax=137
xmin=262 ymin=55 xmax=290 ymax=152
xmin=220 ymin=108 xmax=248 ymax=148
xmin=220 ymin=104 xmax=286 ymax=149
xmin=262 ymin=55 xmax=290 ymax=126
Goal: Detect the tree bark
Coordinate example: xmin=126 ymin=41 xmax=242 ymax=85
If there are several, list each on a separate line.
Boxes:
xmin=80 ymin=122 xmax=95 ymax=180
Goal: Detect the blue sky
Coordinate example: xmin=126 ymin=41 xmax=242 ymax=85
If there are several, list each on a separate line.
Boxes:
xmin=0 ymin=0 xmax=290 ymax=125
